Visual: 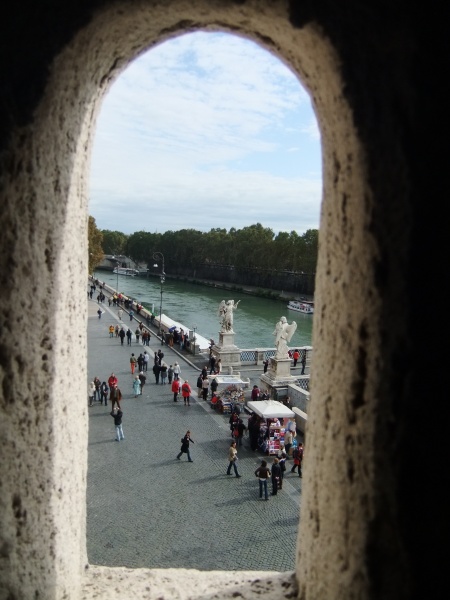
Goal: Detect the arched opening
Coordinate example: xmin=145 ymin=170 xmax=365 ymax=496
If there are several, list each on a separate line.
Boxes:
xmin=86 ymin=30 xmax=321 ymax=572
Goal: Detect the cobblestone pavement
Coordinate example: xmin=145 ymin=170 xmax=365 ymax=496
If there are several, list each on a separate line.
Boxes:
xmin=87 ymin=298 xmax=303 ymax=571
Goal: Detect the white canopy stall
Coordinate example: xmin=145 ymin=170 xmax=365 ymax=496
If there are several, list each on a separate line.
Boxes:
xmin=246 ymin=400 xmax=295 ymax=455
xmin=246 ymin=399 xmax=294 ymax=419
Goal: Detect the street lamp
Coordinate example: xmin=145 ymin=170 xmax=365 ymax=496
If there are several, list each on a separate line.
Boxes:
xmin=112 ymin=256 xmax=119 ymax=292
xmin=153 ymin=252 xmax=165 ymax=345
xmin=192 ymin=324 xmax=197 ymax=356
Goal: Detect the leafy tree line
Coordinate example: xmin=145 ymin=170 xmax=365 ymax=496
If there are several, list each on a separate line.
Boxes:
xmin=89 ymin=218 xmax=318 ymax=295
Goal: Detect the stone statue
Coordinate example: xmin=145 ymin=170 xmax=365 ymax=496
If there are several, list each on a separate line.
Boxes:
xmin=218 ymin=299 xmax=241 ymax=332
xmin=273 ymin=316 xmax=297 ymax=359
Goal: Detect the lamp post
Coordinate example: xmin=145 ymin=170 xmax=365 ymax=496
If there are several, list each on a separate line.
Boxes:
xmin=192 ymin=324 xmax=197 ymax=356
xmin=153 ymin=252 xmax=165 ymax=345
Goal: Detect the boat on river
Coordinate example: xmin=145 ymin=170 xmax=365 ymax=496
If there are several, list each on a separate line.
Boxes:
xmin=113 ymin=267 xmax=138 ymax=276
xmin=287 ymin=300 xmax=314 ymax=314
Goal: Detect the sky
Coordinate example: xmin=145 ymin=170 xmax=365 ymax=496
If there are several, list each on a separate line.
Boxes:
xmin=89 ymin=31 xmax=322 ymax=236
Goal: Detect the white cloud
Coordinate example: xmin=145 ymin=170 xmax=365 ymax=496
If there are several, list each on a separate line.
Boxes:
xmin=90 ymin=31 xmax=322 ymax=235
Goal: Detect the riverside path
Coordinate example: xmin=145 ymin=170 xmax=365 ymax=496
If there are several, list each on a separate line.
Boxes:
xmin=87 ymin=295 xmax=303 ymax=572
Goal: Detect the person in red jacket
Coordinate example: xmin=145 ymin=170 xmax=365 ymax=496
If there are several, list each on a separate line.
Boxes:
xmin=292 ymin=349 xmax=300 ymax=367
xmin=172 ymin=378 xmax=181 ymax=402
xmin=108 ymin=372 xmax=118 ymax=392
xmin=181 ymin=380 xmax=192 ymax=406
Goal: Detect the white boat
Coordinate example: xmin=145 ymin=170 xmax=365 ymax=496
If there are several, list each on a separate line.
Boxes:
xmin=113 ymin=267 xmax=138 ymax=276
xmin=287 ymin=300 xmax=314 ymax=314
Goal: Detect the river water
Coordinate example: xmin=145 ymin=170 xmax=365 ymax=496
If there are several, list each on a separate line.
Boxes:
xmin=96 ymin=271 xmax=313 ymax=349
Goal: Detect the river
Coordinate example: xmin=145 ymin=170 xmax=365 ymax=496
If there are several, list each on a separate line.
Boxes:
xmin=95 ymin=271 xmax=313 ymax=349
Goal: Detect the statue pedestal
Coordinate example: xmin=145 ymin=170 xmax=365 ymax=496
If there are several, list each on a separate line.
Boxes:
xmin=260 ymin=357 xmax=297 ymax=396
xmin=213 ymin=330 xmax=241 ymax=370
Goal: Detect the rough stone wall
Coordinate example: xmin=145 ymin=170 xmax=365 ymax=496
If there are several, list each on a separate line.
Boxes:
xmin=0 ymin=1 xmax=445 ymax=599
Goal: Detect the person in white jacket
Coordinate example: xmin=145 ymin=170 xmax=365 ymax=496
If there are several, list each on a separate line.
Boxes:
xmin=88 ymin=381 xmax=96 ymax=407
xmin=173 ymin=362 xmax=181 ymax=380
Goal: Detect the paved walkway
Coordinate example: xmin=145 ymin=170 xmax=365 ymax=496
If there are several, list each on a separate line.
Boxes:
xmin=87 ymin=296 xmax=303 ymax=572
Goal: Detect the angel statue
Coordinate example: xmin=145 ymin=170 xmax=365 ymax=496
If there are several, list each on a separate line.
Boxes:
xmin=273 ymin=316 xmax=297 ymax=359
xmin=218 ymin=299 xmax=241 ymax=332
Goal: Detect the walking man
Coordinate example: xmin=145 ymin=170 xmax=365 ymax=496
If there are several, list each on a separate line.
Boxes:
xmin=176 ymin=430 xmax=194 ymax=462
xmin=138 ymin=371 xmax=146 ymax=395
xmin=109 ymin=383 xmax=122 ymax=411
xmin=301 ymin=351 xmax=306 ymax=375
xmin=110 ymin=407 xmax=124 ymax=441
xmin=290 ymin=442 xmax=304 ymax=477
xmin=119 ymin=327 xmax=125 ymax=345
xmin=126 ymin=328 xmax=132 ymax=346
xmin=130 ymin=353 xmax=137 ymax=374
xmin=226 ymin=441 xmax=241 ymax=477
xmin=254 ymin=460 xmax=271 ymax=500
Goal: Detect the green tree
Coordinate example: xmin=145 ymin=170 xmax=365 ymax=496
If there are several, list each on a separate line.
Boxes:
xmin=101 ymin=230 xmax=128 ymax=255
xmin=88 ymin=216 xmax=104 ymax=275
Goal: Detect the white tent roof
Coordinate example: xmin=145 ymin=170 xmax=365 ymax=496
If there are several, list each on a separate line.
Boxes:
xmin=246 ymin=400 xmax=294 ymax=419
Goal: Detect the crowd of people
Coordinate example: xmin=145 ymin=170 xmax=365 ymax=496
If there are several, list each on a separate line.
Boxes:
xmin=88 ymin=278 xmax=304 ymax=495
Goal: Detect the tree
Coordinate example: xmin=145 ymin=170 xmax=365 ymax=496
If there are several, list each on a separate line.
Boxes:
xmin=88 ymin=216 xmax=104 ymax=275
xmin=101 ymin=230 xmax=128 ymax=255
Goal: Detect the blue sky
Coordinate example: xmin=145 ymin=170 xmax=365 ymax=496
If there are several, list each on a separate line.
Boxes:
xmin=89 ymin=32 xmax=322 ymax=235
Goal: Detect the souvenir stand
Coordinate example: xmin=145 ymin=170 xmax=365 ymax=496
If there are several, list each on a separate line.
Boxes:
xmin=211 ymin=384 xmax=246 ymax=414
xmin=246 ymin=399 xmax=295 ymax=455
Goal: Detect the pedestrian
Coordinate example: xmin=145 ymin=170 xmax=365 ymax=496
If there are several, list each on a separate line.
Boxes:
xmin=251 ymin=384 xmax=260 ymax=401
xmin=173 ymin=362 xmax=181 ymax=380
xmin=201 ymin=365 xmax=208 ymax=379
xmin=209 ymin=355 xmax=216 ymax=374
xmin=114 ymin=324 xmax=119 ymax=337
xmin=284 ymin=429 xmax=293 ymax=458
xmin=167 ymin=364 xmax=174 ymax=384
xmin=152 ymin=362 xmax=160 ymax=384
xmin=132 ymin=375 xmax=141 ymax=397
xmin=119 ymin=327 xmax=125 ymax=345
xmin=263 ymin=359 xmax=269 ymax=373
xmin=143 ymin=350 xmax=149 ymax=371
xmin=236 ymin=418 xmax=247 ymax=447
xmin=176 ymin=430 xmax=194 ymax=462
xmin=109 ymin=383 xmax=122 ymax=410
xmin=97 ymin=307 xmax=103 ymax=319
xmin=138 ymin=371 xmax=146 ymax=395
xmin=290 ymin=442 xmax=304 ymax=477
xmin=93 ymin=376 xmax=101 ymax=402
xmin=172 ymin=378 xmax=181 ymax=402
xmin=88 ymin=381 xmax=96 ymax=407
xmin=210 ymin=376 xmax=218 ymax=398
xmin=226 ymin=440 xmax=241 ymax=477
xmin=137 ymin=353 xmax=144 ymax=371
xmin=271 ymin=457 xmax=282 ymax=495
xmin=301 ymin=351 xmax=306 ymax=375
xmin=118 ymin=308 xmax=123 ymax=321
xmin=157 ymin=349 xmax=164 ymax=365
xmin=201 ymin=376 xmax=209 ymax=401
xmin=181 ymin=380 xmax=192 ymax=406
xmin=254 ymin=459 xmax=271 ymax=500
xmin=196 ymin=374 xmax=203 ymax=398
xmin=126 ymin=328 xmax=132 ymax=346
xmin=293 ymin=349 xmax=300 ymax=367
xmin=130 ymin=352 xmax=137 ymax=374
xmin=279 ymin=451 xmax=287 ymax=487
xmin=129 ymin=309 xmax=134 ymax=321
xmin=100 ymin=381 xmax=109 ymax=406
xmin=135 ymin=327 xmax=141 ymax=344
xmin=109 ymin=324 xmax=115 ymax=338
xmin=108 ymin=372 xmax=118 ymax=392
xmin=110 ymin=407 xmax=124 ymax=441
xmin=160 ymin=363 xmax=167 ymax=384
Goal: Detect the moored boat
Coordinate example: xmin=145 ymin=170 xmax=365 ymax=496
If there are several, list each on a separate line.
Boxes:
xmin=287 ymin=300 xmax=314 ymax=314
xmin=113 ymin=267 xmax=138 ymax=276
